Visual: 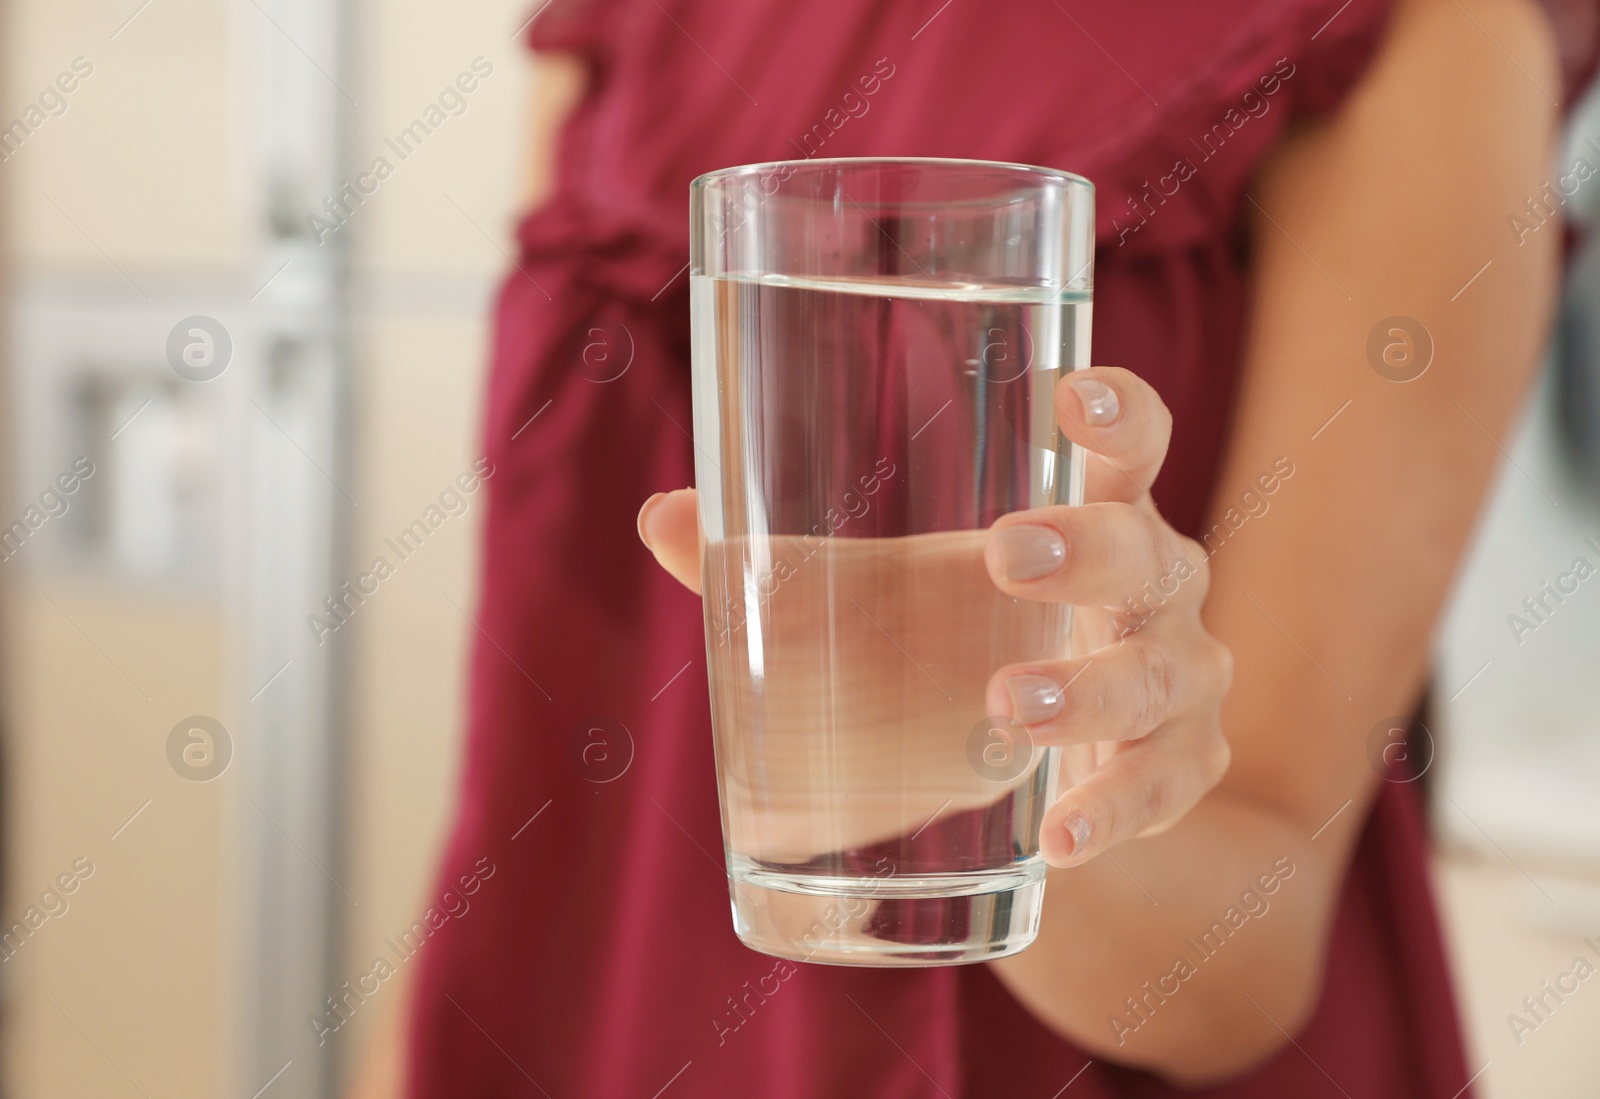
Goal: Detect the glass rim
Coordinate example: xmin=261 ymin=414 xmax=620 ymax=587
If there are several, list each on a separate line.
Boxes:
xmin=690 ymin=155 xmax=1094 ymax=195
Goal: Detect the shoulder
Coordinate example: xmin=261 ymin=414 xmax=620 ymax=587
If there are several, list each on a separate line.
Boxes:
xmin=1269 ymin=0 xmax=1561 ymax=194
xmin=1368 ymin=0 xmax=1560 ymax=108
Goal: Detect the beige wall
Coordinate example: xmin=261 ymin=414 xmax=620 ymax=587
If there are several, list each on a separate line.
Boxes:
xmin=4 ymin=0 xmax=240 ymax=273
xmin=1439 ymin=855 xmax=1600 ymax=1094
xmin=2 ymin=590 xmax=227 ymax=1099
xmin=2 ymin=0 xmax=240 ymax=1095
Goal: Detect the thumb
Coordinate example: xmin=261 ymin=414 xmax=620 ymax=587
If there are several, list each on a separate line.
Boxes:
xmin=637 ymin=488 xmax=702 ymax=594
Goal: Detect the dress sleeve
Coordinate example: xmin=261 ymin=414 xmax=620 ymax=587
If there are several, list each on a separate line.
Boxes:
xmin=525 ymin=0 xmax=614 ymax=57
xmin=1535 ymin=0 xmax=1600 ymax=104
xmin=1290 ymin=0 xmax=1600 ymax=116
xmin=1288 ymin=0 xmax=1396 ymax=118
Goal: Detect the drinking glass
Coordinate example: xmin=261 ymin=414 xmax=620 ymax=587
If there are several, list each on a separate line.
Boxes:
xmin=689 ymin=157 xmax=1093 ymax=965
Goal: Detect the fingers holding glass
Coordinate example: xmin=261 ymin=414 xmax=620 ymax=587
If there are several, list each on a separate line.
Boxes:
xmin=637 ymin=487 xmax=702 ymax=593
xmin=1039 ymin=722 xmax=1232 ymax=868
xmin=985 ymin=502 xmax=1209 ymax=610
xmin=1053 ymin=366 xmax=1174 ymax=504
xmin=987 ymin=643 xmax=1174 ymax=745
xmin=985 ymin=624 xmax=1231 ymax=745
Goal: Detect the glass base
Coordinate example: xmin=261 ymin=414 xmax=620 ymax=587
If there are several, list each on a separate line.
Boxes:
xmin=728 ymin=862 xmax=1047 ymax=967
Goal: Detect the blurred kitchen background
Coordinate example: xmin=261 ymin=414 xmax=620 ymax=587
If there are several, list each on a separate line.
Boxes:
xmin=0 ymin=1 xmax=1598 ymax=1097
xmin=0 ymin=0 xmax=525 ymax=1096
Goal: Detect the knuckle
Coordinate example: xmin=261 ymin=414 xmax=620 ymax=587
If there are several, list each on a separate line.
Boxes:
xmin=1144 ymin=775 xmax=1173 ymax=826
xmin=1132 ymin=643 xmax=1172 ymax=735
xmin=1056 ymin=659 xmax=1089 ymax=720
xmin=1086 ymin=661 xmax=1114 ymax=723
xmin=1177 ymin=535 xmax=1210 ymax=591
xmin=1138 ymin=512 xmax=1172 ymax=575
xmin=1138 ymin=398 xmax=1175 ymax=471
xmin=1145 ymin=383 xmax=1174 ymax=436
xmin=1099 ymin=503 xmax=1142 ymax=573
xmin=1201 ymin=728 xmax=1233 ymax=787
xmin=1131 ymin=766 xmax=1172 ymax=832
xmin=1210 ymin=638 xmax=1236 ymax=696
xmin=1086 ymin=796 xmax=1116 ymax=850
xmin=1111 ymin=364 xmax=1171 ymax=427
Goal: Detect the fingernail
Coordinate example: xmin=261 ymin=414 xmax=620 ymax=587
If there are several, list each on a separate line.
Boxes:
xmin=637 ymin=492 xmax=665 ymax=547
xmin=1005 ymin=674 xmax=1065 ymax=724
xmin=995 ymin=525 xmax=1067 ymax=581
xmin=1062 ymin=809 xmax=1093 ymax=856
xmin=1068 ymin=375 xmax=1121 ymax=427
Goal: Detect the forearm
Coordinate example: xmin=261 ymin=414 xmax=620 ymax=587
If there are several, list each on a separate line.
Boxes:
xmin=994 ymin=795 xmax=1338 ymax=1080
xmin=993 ymin=0 xmax=1560 ymax=1080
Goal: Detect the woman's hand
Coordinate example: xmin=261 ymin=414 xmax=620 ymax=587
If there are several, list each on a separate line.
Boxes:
xmin=987 ymin=366 xmax=1233 ymax=865
xmin=638 ymin=366 xmax=1233 ymax=869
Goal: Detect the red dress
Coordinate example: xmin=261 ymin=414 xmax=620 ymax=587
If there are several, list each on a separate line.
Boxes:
xmin=406 ymin=2 xmax=1597 ymax=1096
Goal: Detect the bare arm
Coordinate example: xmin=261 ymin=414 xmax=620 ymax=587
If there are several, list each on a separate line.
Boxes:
xmin=990 ymin=0 xmax=1561 ymax=1081
xmin=521 ymin=50 xmax=589 ymax=209
xmin=342 ymin=965 xmax=411 ymax=1099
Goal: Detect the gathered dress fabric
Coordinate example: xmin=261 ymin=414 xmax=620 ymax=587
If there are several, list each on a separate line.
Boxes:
xmin=405 ymin=2 xmax=1600 ymax=1095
